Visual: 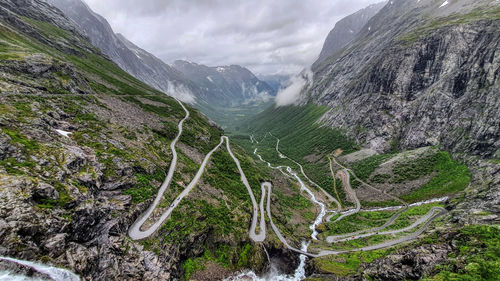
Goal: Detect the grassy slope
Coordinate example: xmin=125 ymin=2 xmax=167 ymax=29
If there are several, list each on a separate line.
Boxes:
xmin=0 ymin=12 xmax=269 ymax=279
xmin=232 ymin=104 xmax=358 ymax=206
xmin=346 ymin=149 xmax=471 ymax=203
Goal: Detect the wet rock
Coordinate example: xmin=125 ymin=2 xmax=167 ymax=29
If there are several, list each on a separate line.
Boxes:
xmin=0 ymin=259 xmax=51 ymax=280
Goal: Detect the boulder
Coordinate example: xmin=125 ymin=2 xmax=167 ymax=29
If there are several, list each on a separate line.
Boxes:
xmin=32 ymin=182 xmax=59 ymax=201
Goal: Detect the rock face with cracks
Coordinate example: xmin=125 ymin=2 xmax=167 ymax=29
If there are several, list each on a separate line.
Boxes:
xmin=307 ymin=0 xmax=500 ymax=158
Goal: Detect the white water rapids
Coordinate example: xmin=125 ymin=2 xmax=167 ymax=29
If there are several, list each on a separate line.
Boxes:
xmin=226 ymin=242 xmax=309 ymax=281
xmin=0 ymin=256 xmax=80 ymax=281
xmin=286 ymin=167 xmax=327 ymax=240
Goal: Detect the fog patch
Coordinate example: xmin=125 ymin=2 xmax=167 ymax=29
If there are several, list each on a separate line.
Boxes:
xmin=165 ymin=82 xmax=196 ymax=104
xmin=275 ymin=69 xmax=313 ymax=107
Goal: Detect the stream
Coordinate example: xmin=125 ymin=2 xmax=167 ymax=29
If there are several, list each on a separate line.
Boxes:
xmin=0 ymin=256 xmax=80 ymax=281
xmin=227 ymin=144 xmax=328 ymax=281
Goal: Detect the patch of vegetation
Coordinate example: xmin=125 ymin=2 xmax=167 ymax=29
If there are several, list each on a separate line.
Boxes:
xmin=21 ymin=16 xmax=74 ymax=41
xmin=274 ymin=189 xmax=312 ymax=210
xmin=2 ymin=128 xmax=39 ymax=151
xmin=392 ymin=152 xmax=440 ymax=183
xmin=349 ymin=153 xmax=394 ymax=187
xmin=182 ymin=257 xmax=204 ymax=280
xmin=399 ymin=7 xmax=500 ymax=43
xmin=313 ymin=249 xmax=392 ymax=276
xmin=424 ymin=225 xmax=500 ymax=281
xmin=205 ymin=150 xmax=255 ymax=202
xmin=244 ymin=104 xmax=358 ymax=158
xmin=37 ymin=182 xmax=73 ymax=209
xmin=0 ymin=157 xmax=36 ymax=175
xmin=370 ymin=173 xmax=391 ymax=184
xmin=182 ymin=243 xmax=256 ymax=280
xmin=123 ymin=169 xmax=165 ymax=203
xmin=158 ymin=197 xmax=243 ymax=244
xmin=401 ymin=151 xmax=470 ymax=202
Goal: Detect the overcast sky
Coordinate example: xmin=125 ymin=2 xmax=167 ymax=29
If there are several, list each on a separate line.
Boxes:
xmin=83 ymin=0 xmax=382 ymax=76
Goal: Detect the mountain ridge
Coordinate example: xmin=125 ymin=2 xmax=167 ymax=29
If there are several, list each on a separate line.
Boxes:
xmin=44 ymin=0 xmax=276 ymax=126
xmin=312 ymin=1 xmax=386 ymax=69
xmin=0 ymin=0 xmax=499 ymax=280
xmin=304 ymin=0 xmax=500 ymax=158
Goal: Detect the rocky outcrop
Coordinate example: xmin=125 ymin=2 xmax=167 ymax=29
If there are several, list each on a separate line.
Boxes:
xmin=362 ymin=244 xmax=452 ymax=280
xmin=306 ymin=0 xmax=500 ymax=158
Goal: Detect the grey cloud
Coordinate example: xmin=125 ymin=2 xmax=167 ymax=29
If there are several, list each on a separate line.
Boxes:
xmin=84 ymin=0 xmax=383 ymax=75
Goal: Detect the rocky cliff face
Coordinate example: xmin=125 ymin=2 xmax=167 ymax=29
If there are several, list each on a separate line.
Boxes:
xmin=306 ymin=0 xmax=500 ymax=159
xmin=312 ymin=1 xmax=386 ymax=69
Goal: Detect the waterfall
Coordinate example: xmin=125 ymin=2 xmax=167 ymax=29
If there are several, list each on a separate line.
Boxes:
xmin=261 ymin=245 xmax=271 ymax=264
xmin=0 ymin=257 xmax=80 ymax=281
xmin=227 ymin=141 xmax=328 ymax=281
xmin=285 ymin=167 xmax=326 ymax=240
xmin=0 ymin=271 xmax=46 ymax=281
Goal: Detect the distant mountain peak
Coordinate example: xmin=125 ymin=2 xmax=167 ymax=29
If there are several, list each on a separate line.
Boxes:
xmin=312 ymin=1 xmax=386 ymax=69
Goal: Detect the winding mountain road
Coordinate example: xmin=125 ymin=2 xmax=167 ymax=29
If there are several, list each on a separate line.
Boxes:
xmin=129 ymin=100 xmax=265 ymax=242
xmin=128 ymin=99 xmax=190 ymax=240
xmin=128 ymin=102 xmax=448 ymax=261
xmin=226 ymin=137 xmax=266 ymax=242
xmin=252 ymin=133 xmax=448 ymax=258
xmin=325 ymin=156 xmax=410 ymax=237
xmin=261 ymin=179 xmax=446 ymax=258
xmin=330 ymin=169 xmax=361 ymax=223
xmin=327 ymin=207 xmax=446 ymax=243
xmin=271 ymin=134 xmax=341 ymax=213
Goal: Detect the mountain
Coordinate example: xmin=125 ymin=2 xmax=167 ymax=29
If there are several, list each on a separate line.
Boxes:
xmin=0 ymin=1 xmax=297 ymax=279
xmin=312 ymin=1 xmax=386 ymax=69
xmin=172 ymin=60 xmax=276 ymax=129
xmin=257 ymin=74 xmax=291 ymax=92
xmin=306 ymin=0 xmax=500 ymax=158
xmin=43 ymin=0 xmax=201 ymax=103
xmin=177 ymin=62 xmax=276 ymax=104
xmin=173 ymin=60 xmax=276 ymax=106
xmin=44 ymin=0 xmax=275 ymax=129
xmin=241 ymin=0 xmax=500 ymax=279
xmin=2 ymin=0 xmax=499 ymax=280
